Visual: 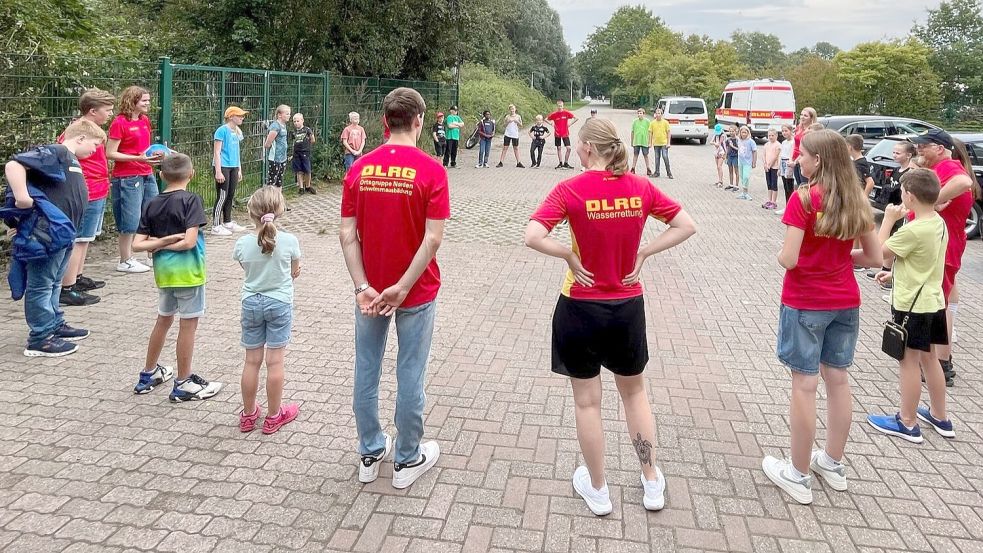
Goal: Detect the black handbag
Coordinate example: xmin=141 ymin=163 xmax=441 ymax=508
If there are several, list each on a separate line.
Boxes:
xmin=881 ymin=226 xmax=945 ymax=360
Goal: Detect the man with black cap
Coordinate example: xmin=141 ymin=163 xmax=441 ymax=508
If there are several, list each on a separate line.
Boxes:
xmin=902 ymin=129 xmax=978 ymax=385
xmin=443 ymin=106 xmax=464 ymax=168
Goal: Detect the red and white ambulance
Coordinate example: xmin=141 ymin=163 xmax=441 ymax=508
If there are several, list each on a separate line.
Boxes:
xmin=715 ymin=79 xmax=796 ymax=139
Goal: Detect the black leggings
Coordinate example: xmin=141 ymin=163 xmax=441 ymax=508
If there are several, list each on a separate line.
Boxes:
xmin=214 ymin=166 xmax=239 ymax=225
xmin=443 ymin=139 xmax=459 ymax=166
xmin=530 ymin=139 xmax=545 ymax=166
xmin=268 ymin=161 xmax=286 ymax=188
xmin=782 ymin=177 xmax=795 ymax=202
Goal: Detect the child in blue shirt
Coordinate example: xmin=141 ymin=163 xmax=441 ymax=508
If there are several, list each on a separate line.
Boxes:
xmin=735 ymin=126 xmax=757 ymax=200
xmin=234 ymin=186 xmax=302 ymax=434
xmin=212 ymin=106 xmax=248 ymax=236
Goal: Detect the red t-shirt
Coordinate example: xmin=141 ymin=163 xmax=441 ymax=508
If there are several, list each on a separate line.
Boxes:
xmin=341 ymin=144 xmax=451 ymax=308
xmin=781 ymin=185 xmax=860 ymax=310
xmin=547 ymin=110 xmax=575 ymax=138
xmin=792 ymin=127 xmax=805 ymax=160
xmin=530 ymin=170 xmax=682 ymax=300
xmin=57 ymin=131 xmax=110 ymax=201
xmin=929 ymin=159 xmax=974 ymax=271
xmin=108 ymin=114 xmax=153 ymax=177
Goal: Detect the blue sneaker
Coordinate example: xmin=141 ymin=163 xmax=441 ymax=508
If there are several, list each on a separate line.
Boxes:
xmin=169 ymin=373 xmax=223 ymax=402
xmin=134 ymin=364 xmax=175 ymax=394
xmin=867 ymin=413 xmax=923 ymax=443
xmin=23 ymin=336 xmax=78 ymax=358
xmin=916 ymin=407 xmax=955 ymax=438
xmin=54 ymin=323 xmax=89 ymax=342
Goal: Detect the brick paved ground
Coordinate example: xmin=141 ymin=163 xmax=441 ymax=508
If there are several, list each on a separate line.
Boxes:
xmin=1 ymin=105 xmax=982 ymax=553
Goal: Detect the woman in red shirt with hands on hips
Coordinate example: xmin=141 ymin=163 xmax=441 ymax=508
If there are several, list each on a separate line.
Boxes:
xmin=525 ymin=118 xmax=696 ymax=517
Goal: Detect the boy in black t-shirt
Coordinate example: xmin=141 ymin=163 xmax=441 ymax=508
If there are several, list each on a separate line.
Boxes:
xmin=432 ymin=112 xmax=447 ymax=158
xmin=846 ymin=134 xmax=875 ymax=196
xmin=291 ymin=113 xmax=316 ymax=194
xmin=528 ymin=115 xmax=551 ymax=168
xmin=132 ymin=153 xmax=223 ymax=401
xmin=5 ymin=119 xmax=104 ymax=357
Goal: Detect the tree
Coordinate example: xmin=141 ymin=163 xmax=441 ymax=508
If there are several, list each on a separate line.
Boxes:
xmin=786 ymin=55 xmax=848 ymax=115
xmin=575 ymin=6 xmax=662 ymax=96
xmin=834 ymin=40 xmax=941 ymax=117
xmin=730 ymin=30 xmax=786 ymax=72
xmin=812 ymin=42 xmax=841 ymax=61
xmin=504 ymin=0 xmax=575 ymax=100
xmin=912 ymin=0 xmax=983 ymax=107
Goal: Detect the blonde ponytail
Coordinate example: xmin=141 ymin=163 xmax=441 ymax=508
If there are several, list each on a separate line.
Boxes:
xmin=246 ymin=186 xmax=286 ymax=255
xmin=579 ymin=118 xmax=628 ymax=176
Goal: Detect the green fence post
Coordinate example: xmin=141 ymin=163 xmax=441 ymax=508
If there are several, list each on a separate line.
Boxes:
xmin=322 ymin=71 xmax=330 ymax=135
xmin=219 ymin=70 xmax=227 ymax=125
xmin=158 ymin=57 xmax=173 ymax=147
xmin=262 ymin=71 xmax=270 ymax=185
xmin=296 ymin=74 xmax=302 ymax=113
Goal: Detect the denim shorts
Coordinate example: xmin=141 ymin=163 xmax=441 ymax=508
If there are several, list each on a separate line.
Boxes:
xmin=159 ymin=285 xmax=206 ymax=319
xmin=241 ymin=294 xmax=293 ymax=349
xmin=111 ymin=174 xmax=158 ymax=233
xmin=777 ymin=305 xmax=860 ymax=375
xmin=75 ymin=198 xmax=107 ymax=242
xmin=292 ymin=153 xmax=312 ymax=174
xmin=633 ymin=145 xmax=650 ymax=156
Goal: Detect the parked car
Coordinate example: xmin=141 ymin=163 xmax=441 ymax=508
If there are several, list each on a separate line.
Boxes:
xmin=819 ymin=115 xmax=939 ymax=152
xmin=866 ymin=133 xmax=983 ymax=238
xmin=656 ymin=96 xmax=709 ymax=144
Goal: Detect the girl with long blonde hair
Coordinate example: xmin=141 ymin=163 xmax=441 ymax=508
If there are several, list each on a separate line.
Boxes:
xmin=764 ymin=129 xmax=881 ymax=505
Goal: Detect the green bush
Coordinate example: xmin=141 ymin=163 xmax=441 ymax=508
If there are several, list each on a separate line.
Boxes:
xmin=459 ymin=64 xmax=555 ymax=132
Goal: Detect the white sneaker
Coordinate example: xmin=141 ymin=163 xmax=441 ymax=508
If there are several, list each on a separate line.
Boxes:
xmin=358 ymin=434 xmax=393 ymax=483
xmin=392 ymin=441 xmax=439 ymax=489
xmin=572 ymin=466 xmax=612 ymax=516
xmin=810 ymin=450 xmax=847 ymax=491
xmin=168 ymin=374 xmax=223 ymax=402
xmin=774 ymin=208 xmax=785 ymax=216
xmin=641 ymin=467 xmax=666 ymax=511
xmin=116 ymin=258 xmax=150 ymax=273
xmin=224 ymin=221 xmax=247 ymax=232
xmin=211 ymin=225 xmax=232 ymax=236
xmin=762 ymin=456 xmax=813 ymax=505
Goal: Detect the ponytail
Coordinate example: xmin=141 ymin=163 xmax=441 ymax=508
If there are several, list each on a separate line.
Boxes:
xmin=606 ymin=140 xmax=628 ymax=176
xmin=951 ymin=139 xmax=981 ymax=200
xmin=257 ymin=218 xmax=277 ymax=255
xmin=579 ymin=118 xmax=628 ymax=176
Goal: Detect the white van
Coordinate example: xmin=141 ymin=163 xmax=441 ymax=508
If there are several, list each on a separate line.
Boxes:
xmin=715 ymin=79 xmax=796 ymax=138
xmin=656 ymin=97 xmax=709 ymax=144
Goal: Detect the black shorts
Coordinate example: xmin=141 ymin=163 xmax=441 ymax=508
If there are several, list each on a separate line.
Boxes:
xmin=292 ymin=153 xmax=312 ymax=174
xmin=551 ymin=295 xmax=648 ymax=379
xmin=504 ymin=136 xmax=518 ymax=147
xmin=554 ymin=136 xmax=571 ymax=147
xmin=891 ymin=308 xmax=948 ymax=352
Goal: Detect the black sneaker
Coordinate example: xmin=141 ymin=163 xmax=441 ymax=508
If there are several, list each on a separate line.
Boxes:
xmin=60 ymin=288 xmax=100 ymax=306
xmin=667 ymin=174 xmax=674 ymax=179
xmin=496 ymin=162 xmax=504 ymax=168
xmin=516 ymin=162 xmax=525 ymax=168
xmin=555 ymin=163 xmax=563 ymax=169
xmin=297 ymin=187 xmax=306 ymax=195
xmin=75 ymin=275 xmax=105 ymax=291
xmin=564 ymin=163 xmax=574 ymax=169
xmin=880 ymin=281 xmax=893 ymax=291
xmin=308 ymin=187 xmax=317 ymax=195
xmin=450 ymin=163 xmax=457 ymax=168
xmin=54 ymin=323 xmax=89 ymax=342
xmin=630 ymin=168 xmax=636 ymax=174
xmin=865 ymin=269 xmax=879 ymax=281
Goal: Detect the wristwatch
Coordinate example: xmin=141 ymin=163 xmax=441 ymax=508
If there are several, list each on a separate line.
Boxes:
xmin=354 ymin=283 xmax=370 ymax=295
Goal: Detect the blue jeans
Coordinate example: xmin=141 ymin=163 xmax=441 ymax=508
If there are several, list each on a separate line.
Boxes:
xmin=344 ymin=153 xmax=360 ymax=171
xmin=353 ymin=300 xmax=436 ymax=464
xmin=25 ymin=246 xmax=72 ymax=346
xmin=653 ymin=145 xmax=671 ymax=175
xmin=478 ymin=137 xmax=492 ymax=165
xmin=111 ymin=174 xmax=158 ymax=234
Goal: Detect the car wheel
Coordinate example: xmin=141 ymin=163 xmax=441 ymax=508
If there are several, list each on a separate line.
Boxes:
xmin=699 ymin=137 xmax=707 ymax=145
xmin=967 ymin=202 xmax=982 ymax=239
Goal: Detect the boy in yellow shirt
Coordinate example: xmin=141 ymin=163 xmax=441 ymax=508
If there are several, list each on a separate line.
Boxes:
xmin=648 ymin=108 xmax=672 ymax=178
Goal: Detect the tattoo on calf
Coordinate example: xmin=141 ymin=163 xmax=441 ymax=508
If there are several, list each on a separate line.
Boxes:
xmin=633 ymin=433 xmax=653 ymax=466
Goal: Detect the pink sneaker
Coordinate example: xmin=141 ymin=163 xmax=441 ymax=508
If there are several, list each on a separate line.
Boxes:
xmin=239 ymin=405 xmax=261 ymax=433
xmin=262 ymin=404 xmax=299 ymax=434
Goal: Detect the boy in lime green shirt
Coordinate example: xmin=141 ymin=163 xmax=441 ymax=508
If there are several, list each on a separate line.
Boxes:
xmin=867 ymin=168 xmax=953 ymax=444
xmin=630 ymin=108 xmax=652 ymax=176
xmin=443 ymin=106 xmax=464 ymax=168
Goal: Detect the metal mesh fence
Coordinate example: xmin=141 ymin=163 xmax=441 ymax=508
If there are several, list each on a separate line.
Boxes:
xmin=0 ymin=54 xmax=458 ymax=208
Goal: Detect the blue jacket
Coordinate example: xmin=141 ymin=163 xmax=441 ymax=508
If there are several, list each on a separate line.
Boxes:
xmin=1 ymin=147 xmax=77 ymax=300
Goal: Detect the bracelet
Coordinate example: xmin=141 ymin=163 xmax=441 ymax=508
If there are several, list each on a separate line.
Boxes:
xmin=354 ymin=283 xmax=370 ymax=295
xmin=881 ymin=266 xmax=891 ymax=272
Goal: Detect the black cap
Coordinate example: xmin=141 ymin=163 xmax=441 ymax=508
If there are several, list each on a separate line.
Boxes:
xmin=908 ymin=129 xmax=954 ymax=150
xmin=450 ymin=105 xmax=458 ymax=111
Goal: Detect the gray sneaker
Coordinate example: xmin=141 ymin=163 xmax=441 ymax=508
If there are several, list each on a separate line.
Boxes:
xmin=762 ymin=455 xmax=813 ymax=504
xmin=810 ymin=450 xmax=847 ymax=491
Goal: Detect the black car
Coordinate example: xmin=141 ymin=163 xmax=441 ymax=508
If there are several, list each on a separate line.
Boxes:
xmin=819 ymin=116 xmax=939 ymax=152
xmin=866 ymin=133 xmax=983 ymax=238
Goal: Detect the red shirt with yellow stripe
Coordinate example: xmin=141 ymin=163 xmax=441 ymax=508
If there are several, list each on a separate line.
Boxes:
xmin=531 ymin=170 xmax=682 ymax=300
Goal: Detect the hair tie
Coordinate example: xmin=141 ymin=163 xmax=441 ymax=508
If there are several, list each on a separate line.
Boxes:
xmin=261 ymin=213 xmax=275 ymax=224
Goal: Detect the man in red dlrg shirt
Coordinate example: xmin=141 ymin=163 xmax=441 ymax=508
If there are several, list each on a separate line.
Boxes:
xmin=547 ymin=99 xmax=578 ymax=170
xmin=340 ymin=87 xmax=450 ymax=490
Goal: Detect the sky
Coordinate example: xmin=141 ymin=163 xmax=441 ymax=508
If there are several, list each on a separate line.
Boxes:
xmin=547 ymin=0 xmax=944 ymax=53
